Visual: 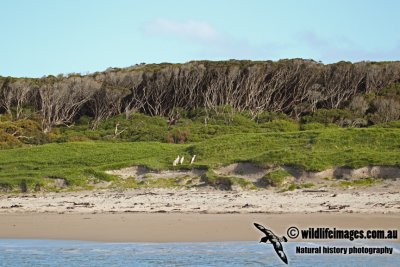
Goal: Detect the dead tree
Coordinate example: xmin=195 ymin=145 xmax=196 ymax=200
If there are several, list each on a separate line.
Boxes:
xmin=9 ymin=80 xmax=33 ymax=119
xmin=89 ymin=85 xmax=129 ymax=129
xmin=0 ymin=78 xmax=14 ymax=117
xmin=39 ymin=77 xmax=99 ymax=133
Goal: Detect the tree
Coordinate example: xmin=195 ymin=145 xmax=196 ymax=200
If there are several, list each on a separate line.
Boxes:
xmin=89 ymin=85 xmax=130 ymax=129
xmin=9 ymin=80 xmax=34 ymax=119
xmin=0 ymin=78 xmax=13 ymax=117
xmin=39 ymin=77 xmax=99 ymax=132
xmin=370 ymin=98 xmax=400 ymax=124
xmin=349 ymin=95 xmax=369 ymax=116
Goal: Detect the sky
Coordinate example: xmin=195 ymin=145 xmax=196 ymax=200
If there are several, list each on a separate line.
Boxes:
xmin=1 ymin=0 xmax=400 ymax=77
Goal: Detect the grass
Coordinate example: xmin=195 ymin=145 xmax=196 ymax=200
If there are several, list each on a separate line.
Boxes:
xmin=229 ymin=177 xmax=257 ymax=190
xmin=0 ymin=127 xmax=399 ymax=192
xmin=336 ymin=177 xmax=383 ymax=187
xmin=301 ymin=182 xmax=315 ymax=188
xmin=283 ymin=182 xmax=315 ymax=192
xmin=201 ymin=170 xmax=233 ymax=190
xmin=113 ymin=176 xmax=201 ymax=190
xmin=261 ymin=170 xmax=292 ymax=187
xmin=191 ymin=128 xmax=400 ymax=171
xmin=0 ymin=141 xmax=187 ymax=191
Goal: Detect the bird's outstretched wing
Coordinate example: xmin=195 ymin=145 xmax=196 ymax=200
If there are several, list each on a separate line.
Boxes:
xmin=254 ymin=223 xmax=272 ymax=235
xmin=272 ymin=241 xmax=288 ymax=264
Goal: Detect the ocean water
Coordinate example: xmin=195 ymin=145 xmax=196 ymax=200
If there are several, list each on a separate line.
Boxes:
xmin=0 ymin=240 xmax=398 ymax=267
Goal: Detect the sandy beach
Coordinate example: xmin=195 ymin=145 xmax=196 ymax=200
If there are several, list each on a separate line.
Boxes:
xmin=0 ymin=180 xmax=399 ymax=214
xmin=0 ymin=181 xmax=399 ymax=242
xmin=0 ymin=213 xmax=399 ymax=242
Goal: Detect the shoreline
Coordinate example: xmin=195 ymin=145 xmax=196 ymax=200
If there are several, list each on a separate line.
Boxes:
xmin=0 ymin=183 xmax=399 ymax=214
xmin=0 ymin=212 xmax=399 ymax=243
xmin=1 ymin=186 xmax=398 ymax=242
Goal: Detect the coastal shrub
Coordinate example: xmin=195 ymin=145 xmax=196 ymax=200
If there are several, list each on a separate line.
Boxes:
xmin=0 ymin=113 xmax=13 ymax=122
xmin=227 ymin=113 xmax=257 ymax=127
xmin=124 ymin=126 xmax=166 ymax=142
xmin=349 ymin=95 xmax=369 ymax=116
xmin=201 ymin=170 xmax=232 ymax=190
xmin=84 ymin=168 xmax=114 ymax=182
xmin=68 ymin=135 xmax=91 ymax=142
xmin=61 ymin=113 xmax=170 ymax=142
xmin=260 ymin=169 xmax=291 ymax=187
xmin=0 ymin=119 xmax=49 ymax=145
xmin=184 ymin=124 xmax=259 ymax=142
xmin=186 ymin=106 xmax=256 ymax=127
xmin=186 ymin=107 xmax=208 ymax=121
xmin=19 ymin=179 xmax=28 ymax=192
xmin=165 ymin=129 xmax=190 ymax=144
xmin=260 ymin=119 xmax=299 ymax=132
xmin=16 ymin=120 xmax=50 ymax=144
xmin=146 ymin=177 xmax=182 ymax=188
xmin=338 ymin=177 xmax=382 ymax=187
xmin=301 ymin=109 xmax=355 ymax=125
xmin=0 ymin=177 xmax=43 ymax=193
xmin=283 ymin=182 xmax=314 ymax=191
xmin=300 ymin=122 xmax=338 ymax=131
xmin=0 ymin=180 xmax=13 ymax=192
xmin=0 ymin=130 xmax=21 ymax=149
xmin=287 ymin=183 xmax=297 ymax=191
xmin=230 ymin=177 xmax=256 ymax=190
xmin=301 ymin=182 xmax=315 ymax=188
xmin=118 ymin=177 xmax=140 ymax=189
xmin=369 ymin=98 xmax=400 ymax=124
xmin=254 ymin=111 xmax=289 ymax=123
xmin=77 ymin=115 xmax=92 ymax=126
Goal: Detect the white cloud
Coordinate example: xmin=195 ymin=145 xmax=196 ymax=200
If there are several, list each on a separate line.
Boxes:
xmin=144 ymin=20 xmax=400 ymax=62
xmin=298 ymin=31 xmax=330 ymax=49
xmin=298 ymin=30 xmax=400 ymax=62
xmin=143 ymin=18 xmax=222 ymax=43
xmin=142 ymin=18 xmax=283 ymax=60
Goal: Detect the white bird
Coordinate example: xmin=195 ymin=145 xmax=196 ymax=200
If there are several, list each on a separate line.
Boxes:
xmin=190 ymin=155 xmax=196 ymax=164
xmin=173 ymin=155 xmax=180 ymax=166
xmin=179 ymin=156 xmax=184 ymax=165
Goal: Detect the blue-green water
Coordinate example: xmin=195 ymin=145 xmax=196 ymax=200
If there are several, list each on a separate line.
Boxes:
xmin=0 ymin=240 xmax=398 ymax=266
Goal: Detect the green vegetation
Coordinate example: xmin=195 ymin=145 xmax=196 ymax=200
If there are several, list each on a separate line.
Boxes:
xmin=287 ymin=183 xmax=297 ymax=191
xmin=191 ymin=127 xmax=400 ymax=171
xmin=301 ymin=182 xmax=315 ymax=188
xmin=117 ymin=175 xmax=202 ymax=189
xmin=260 ymin=170 xmax=292 ymax=187
xmin=201 ymin=170 xmax=234 ymax=190
xmin=0 ymin=115 xmax=399 ymax=192
xmin=335 ymin=177 xmax=382 ymax=187
xmin=140 ymin=177 xmax=185 ymax=189
xmin=0 ymin=102 xmax=399 ymax=192
xmin=2 ymin=60 xmax=400 ymax=192
xmin=200 ymin=170 xmax=256 ymax=190
xmin=282 ymin=182 xmax=315 ymax=192
xmin=0 ymin=141 xmax=186 ymax=191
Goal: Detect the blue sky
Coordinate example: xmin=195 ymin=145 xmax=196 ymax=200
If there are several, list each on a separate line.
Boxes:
xmin=1 ymin=0 xmax=399 ymax=77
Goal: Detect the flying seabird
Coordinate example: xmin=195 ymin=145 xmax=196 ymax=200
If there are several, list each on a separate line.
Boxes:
xmin=254 ymin=223 xmax=288 ymax=264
